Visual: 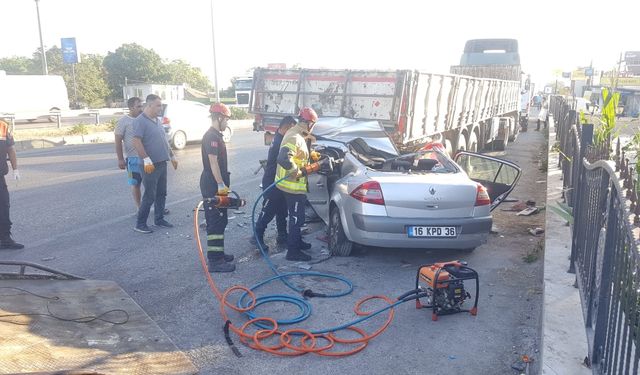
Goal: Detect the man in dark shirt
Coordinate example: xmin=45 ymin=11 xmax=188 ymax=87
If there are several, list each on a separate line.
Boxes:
xmin=253 ymin=116 xmax=297 ymax=251
xmin=132 ymin=94 xmax=178 ymax=234
xmin=0 ymin=118 xmax=23 ymax=249
xmin=201 ymin=103 xmax=235 ymax=272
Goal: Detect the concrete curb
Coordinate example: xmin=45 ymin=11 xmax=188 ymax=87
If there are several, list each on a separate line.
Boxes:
xmin=541 ymin=117 xmax=591 ymax=374
xmin=13 ymin=119 xmax=255 ymax=151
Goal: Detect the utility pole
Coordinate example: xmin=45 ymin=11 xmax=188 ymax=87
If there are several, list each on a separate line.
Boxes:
xmin=34 ymin=0 xmax=48 ymax=75
xmin=209 ymin=0 xmax=220 ymax=103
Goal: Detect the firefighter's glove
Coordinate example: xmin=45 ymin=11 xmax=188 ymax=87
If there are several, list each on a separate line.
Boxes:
xmin=217 ymin=183 xmax=230 ymax=196
xmin=171 ymin=156 xmax=178 ymax=170
xmin=310 ymin=150 xmax=321 ymax=162
xmin=13 ymin=169 xmax=20 ymax=181
xmin=143 ymin=157 xmax=155 ymax=174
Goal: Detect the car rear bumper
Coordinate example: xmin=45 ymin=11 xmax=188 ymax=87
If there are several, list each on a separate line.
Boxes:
xmin=348 ymin=213 xmax=492 ymax=249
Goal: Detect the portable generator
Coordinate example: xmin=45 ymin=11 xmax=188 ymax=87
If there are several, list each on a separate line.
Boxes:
xmin=400 ymin=261 xmax=479 ymax=321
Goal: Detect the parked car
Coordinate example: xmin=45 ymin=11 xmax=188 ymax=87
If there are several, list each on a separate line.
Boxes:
xmin=307 ymin=117 xmax=521 ymax=256
xmin=159 ymin=100 xmax=233 ymax=149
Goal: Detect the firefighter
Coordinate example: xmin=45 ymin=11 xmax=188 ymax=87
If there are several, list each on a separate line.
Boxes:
xmin=201 ymin=103 xmax=235 ymax=272
xmin=275 ymin=107 xmax=321 ymax=261
xmin=254 ymin=116 xmax=297 ymax=251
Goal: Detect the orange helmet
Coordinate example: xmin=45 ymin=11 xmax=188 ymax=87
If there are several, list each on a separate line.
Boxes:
xmin=210 ymin=103 xmax=231 ymax=117
xmin=298 ymin=107 xmax=318 ymax=123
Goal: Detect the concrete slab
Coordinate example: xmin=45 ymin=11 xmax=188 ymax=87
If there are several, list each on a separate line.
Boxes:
xmin=542 ymin=118 xmax=591 ymax=374
xmin=0 ymin=279 xmax=197 ymax=374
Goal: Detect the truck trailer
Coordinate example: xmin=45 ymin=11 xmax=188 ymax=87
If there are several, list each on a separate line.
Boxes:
xmin=250 ymin=39 xmax=524 ymax=154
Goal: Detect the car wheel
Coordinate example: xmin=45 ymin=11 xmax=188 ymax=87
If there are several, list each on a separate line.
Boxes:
xmin=222 ymin=126 xmax=233 ymax=143
xmin=171 ymin=130 xmax=187 ymax=150
xmin=329 ymin=206 xmax=353 ymax=256
xmin=48 ymin=107 xmax=61 ymax=123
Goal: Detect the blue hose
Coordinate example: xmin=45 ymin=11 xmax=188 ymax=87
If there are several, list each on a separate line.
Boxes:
xmin=242 ymin=173 xmax=411 ymax=334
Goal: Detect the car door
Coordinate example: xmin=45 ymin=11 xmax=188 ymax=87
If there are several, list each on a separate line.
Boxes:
xmin=306 ymin=170 xmax=331 ymax=224
xmin=454 ymin=151 xmax=522 ymax=211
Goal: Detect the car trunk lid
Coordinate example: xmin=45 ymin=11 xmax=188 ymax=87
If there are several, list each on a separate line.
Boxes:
xmin=369 ymin=172 xmax=478 ymax=218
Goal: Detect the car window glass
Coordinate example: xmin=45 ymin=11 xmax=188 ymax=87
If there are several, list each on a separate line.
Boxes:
xmin=457 ymin=154 xmax=498 ymax=182
xmin=495 ymin=164 xmax=519 ymax=185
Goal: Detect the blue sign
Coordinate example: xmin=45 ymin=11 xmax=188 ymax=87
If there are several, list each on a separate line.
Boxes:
xmin=61 ymin=37 xmax=80 ymax=64
xmin=585 ymin=68 xmax=594 ymax=77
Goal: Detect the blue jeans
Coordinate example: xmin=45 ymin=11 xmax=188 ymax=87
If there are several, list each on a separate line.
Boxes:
xmin=137 ymin=161 xmax=167 ymax=226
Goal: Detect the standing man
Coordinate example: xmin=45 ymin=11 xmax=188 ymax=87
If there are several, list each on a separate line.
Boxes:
xmin=253 ymin=116 xmax=297 ymax=251
xmin=132 ymin=94 xmax=177 ymax=233
xmin=115 ymin=97 xmax=143 ymax=210
xmin=0 ymin=118 xmax=23 ymax=249
xmin=276 ymin=107 xmax=321 ymax=261
xmin=201 ymin=103 xmax=235 ymax=272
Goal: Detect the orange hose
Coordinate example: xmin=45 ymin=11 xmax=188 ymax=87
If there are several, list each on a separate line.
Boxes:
xmin=193 ymin=201 xmax=396 ymax=357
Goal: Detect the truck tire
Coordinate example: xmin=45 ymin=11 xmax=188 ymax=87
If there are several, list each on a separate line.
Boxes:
xmin=494 ymin=135 xmax=508 ymax=151
xmin=329 ymin=205 xmax=353 ymax=257
xmin=171 ymin=131 xmax=187 ymax=150
xmin=456 ymin=133 xmax=467 ymax=152
xmin=467 ymin=132 xmax=478 ymax=152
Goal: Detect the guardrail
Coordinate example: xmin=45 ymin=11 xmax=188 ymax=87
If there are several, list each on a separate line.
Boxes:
xmin=552 ymin=95 xmax=640 ymax=374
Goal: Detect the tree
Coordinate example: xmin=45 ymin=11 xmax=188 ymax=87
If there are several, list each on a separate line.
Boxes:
xmin=0 ymin=56 xmax=35 ymax=74
xmin=103 ymin=43 xmax=165 ymax=99
xmin=74 ymin=54 xmax=110 ymax=107
xmin=161 ymin=59 xmax=211 ymax=91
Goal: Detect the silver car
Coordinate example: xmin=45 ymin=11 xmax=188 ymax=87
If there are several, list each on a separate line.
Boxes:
xmin=307 ymin=118 xmax=521 ymax=256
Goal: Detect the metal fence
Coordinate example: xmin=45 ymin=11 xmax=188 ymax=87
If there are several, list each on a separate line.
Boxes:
xmin=552 ymin=95 xmax=640 ymax=374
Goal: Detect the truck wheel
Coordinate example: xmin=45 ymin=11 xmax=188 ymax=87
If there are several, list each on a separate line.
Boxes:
xmin=171 ymin=131 xmax=187 ymax=150
xmin=329 ymin=206 xmax=353 ymax=256
xmin=467 ymin=132 xmax=478 ymax=152
xmin=456 ymin=133 xmax=467 ymax=152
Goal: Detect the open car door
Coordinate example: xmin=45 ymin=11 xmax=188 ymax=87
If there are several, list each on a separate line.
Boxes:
xmin=454 ymin=151 xmax=522 ymax=211
xmin=306 ymin=170 xmax=331 ymax=223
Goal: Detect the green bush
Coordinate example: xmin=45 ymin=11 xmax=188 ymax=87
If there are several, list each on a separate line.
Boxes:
xmin=230 ymin=107 xmax=251 ymax=120
xmin=106 ymin=118 xmax=118 ymax=132
xmin=68 ymin=124 xmax=89 ymax=136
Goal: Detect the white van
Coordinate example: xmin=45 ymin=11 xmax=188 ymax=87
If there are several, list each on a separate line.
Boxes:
xmin=0 ymin=72 xmax=70 ymax=121
xmin=159 ymin=100 xmax=233 ymax=149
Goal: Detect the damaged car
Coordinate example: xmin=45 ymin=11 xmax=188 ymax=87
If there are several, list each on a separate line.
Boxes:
xmin=307 ymin=118 xmax=521 ymax=256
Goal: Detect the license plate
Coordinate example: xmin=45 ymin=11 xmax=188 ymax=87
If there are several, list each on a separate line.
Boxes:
xmin=408 ymin=226 xmax=456 ymax=238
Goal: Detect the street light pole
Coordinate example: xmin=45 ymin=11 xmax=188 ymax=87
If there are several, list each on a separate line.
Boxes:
xmin=209 ymin=0 xmax=220 ymax=103
xmin=34 ymin=0 xmax=48 ymax=75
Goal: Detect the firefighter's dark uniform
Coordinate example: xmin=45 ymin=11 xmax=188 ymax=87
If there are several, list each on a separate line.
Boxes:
xmin=276 ymin=123 xmax=311 ymax=260
xmin=200 ymin=127 xmax=231 ymax=263
xmin=255 ymin=131 xmax=287 ymax=242
xmin=0 ymin=121 xmax=19 ymax=248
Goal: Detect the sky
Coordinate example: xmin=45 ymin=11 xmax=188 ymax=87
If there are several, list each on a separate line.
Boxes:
xmin=1 ymin=0 xmax=639 ymax=90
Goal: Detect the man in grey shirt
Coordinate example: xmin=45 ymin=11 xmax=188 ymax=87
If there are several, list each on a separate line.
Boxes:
xmin=132 ymin=94 xmax=178 ymax=234
xmin=115 ymin=97 xmax=143 ymax=209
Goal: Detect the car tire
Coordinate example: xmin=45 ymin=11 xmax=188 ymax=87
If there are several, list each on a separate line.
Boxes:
xmin=329 ymin=206 xmax=353 ymax=257
xmin=222 ymin=126 xmax=233 ymax=143
xmin=171 ymin=130 xmax=187 ymax=150
xmin=48 ymin=107 xmax=61 ymax=123
xmin=460 ymin=247 xmax=476 ymax=253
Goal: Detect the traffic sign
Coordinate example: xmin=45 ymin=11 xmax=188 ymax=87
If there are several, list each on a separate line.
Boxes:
xmin=61 ymin=37 xmax=80 ymax=64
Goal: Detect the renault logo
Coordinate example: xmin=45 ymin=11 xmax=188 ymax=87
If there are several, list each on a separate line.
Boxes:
xmin=429 ymin=187 xmax=436 ymax=195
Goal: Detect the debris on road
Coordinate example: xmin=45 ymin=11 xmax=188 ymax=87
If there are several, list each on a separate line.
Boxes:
xmin=517 ymin=207 xmax=539 ymax=216
xmin=528 ymin=228 xmax=545 ymax=236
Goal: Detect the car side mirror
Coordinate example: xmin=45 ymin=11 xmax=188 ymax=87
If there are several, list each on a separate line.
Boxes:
xmin=454 ymin=151 xmax=522 ymax=211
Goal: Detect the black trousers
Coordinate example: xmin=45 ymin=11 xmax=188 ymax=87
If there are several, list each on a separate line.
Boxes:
xmin=255 ymin=187 xmax=287 ymax=236
xmin=284 ymin=192 xmax=306 ymax=253
xmin=204 ymin=198 xmax=228 ymax=260
xmin=0 ymin=176 xmax=11 ymax=236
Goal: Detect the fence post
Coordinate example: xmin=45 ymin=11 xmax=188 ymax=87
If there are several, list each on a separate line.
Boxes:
xmin=581 ymin=124 xmax=593 ymax=158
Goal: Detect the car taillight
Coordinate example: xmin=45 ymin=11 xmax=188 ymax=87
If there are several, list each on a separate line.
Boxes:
xmin=162 ymin=117 xmax=170 ymax=125
xmin=350 ymin=181 xmax=385 ymax=205
xmin=475 ymin=183 xmax=491 ymax=206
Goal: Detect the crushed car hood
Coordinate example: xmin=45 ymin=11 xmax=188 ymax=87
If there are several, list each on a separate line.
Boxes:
xmin=312 ymin=117 xmax=399 ymax=156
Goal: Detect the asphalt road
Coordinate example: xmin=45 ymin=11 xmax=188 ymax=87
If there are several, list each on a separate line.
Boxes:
xmin=1 ymin=127 xmax=545 ymax=374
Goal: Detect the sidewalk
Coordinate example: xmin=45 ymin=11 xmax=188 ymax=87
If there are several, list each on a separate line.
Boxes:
xmin=13 ymin=119 xmax=255 ymax=151
xmin=542 ymin=117 xmax=591 ymax=374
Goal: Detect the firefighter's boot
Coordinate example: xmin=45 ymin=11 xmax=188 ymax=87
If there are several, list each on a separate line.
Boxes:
xmin=276 ymin=231 xmax=288 ymax=245
xmin=285 ymin=250 xmax=311 ymax=262
xmin=0 ymin=233 xmax=24 ymax=250
xmin=208 ymin=253 xmax=236 ymax=273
